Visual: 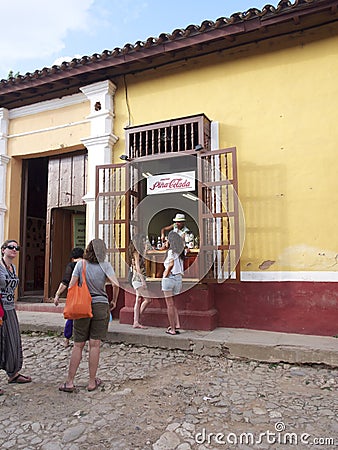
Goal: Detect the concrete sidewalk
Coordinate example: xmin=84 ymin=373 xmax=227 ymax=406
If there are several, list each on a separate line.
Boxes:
xmin=16 ymin=309 xmax=338 ymax=367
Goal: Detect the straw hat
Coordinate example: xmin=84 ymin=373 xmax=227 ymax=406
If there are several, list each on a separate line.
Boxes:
xmin=173 ymin=213 xmax=186 ymax=222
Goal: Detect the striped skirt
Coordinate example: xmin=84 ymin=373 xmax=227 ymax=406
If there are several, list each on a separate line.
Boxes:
xmin=0 ymin=309 xmax=23 ymax=378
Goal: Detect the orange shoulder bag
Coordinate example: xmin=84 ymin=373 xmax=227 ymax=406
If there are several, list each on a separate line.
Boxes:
xmin=63 ymin=261 xmax=93 ymax=320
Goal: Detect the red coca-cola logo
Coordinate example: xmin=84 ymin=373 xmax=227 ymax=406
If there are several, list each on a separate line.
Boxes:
xmin=149 ymin=177 xmax=192 ymax=191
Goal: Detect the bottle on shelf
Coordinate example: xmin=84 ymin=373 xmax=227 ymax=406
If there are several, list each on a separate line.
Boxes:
xmin=145 ymin=236 xmax=152 ymax=251
xmin=157 ymin=236 xmax=162 ymax=250
xmin=188 ymin=232 xmax=194 ymax=249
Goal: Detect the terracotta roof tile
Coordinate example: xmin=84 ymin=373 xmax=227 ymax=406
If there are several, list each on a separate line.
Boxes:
xmin=184 ymin=25 xmax=199 ymax=36
xmin=260 ymin=4 xmax=278 ymax=15
xmin=157 ymin=33 xmax=171 ymax=43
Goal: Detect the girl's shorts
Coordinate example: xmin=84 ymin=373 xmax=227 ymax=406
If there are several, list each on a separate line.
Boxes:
xmin=161 ymin=274 xmax=182 ymax=296
xmin=132 ymin=280 xmax=143 ymax=290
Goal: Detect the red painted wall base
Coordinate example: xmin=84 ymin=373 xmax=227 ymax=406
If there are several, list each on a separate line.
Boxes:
xmin=214 ymin=281 xmax=338 ymax=337
xmin=119 ymin=282 xmax=218 ymax=331
xmin=118 ymin=281 xmax=338 ymax=336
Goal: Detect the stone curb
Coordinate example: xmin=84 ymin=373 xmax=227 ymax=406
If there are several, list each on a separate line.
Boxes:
xmin=17 ymin=311 xmax=338 ymax=367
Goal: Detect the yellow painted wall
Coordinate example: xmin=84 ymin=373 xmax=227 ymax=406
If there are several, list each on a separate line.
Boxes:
xmin=8 ymin=101 xmax=90 ymax=156
xmin=4 ymin=24 xmax=338 ymax=274
xmin=111 ymin=25 xmax=338 ymax=272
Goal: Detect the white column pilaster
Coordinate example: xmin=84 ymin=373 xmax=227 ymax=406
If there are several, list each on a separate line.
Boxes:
xmin=0 ymin=108 xmax=10 ymax=244
xmin=80 ymin=80 xmax=118 ymax=240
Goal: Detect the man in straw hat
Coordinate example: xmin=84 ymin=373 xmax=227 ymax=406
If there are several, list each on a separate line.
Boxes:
xmin=161 ymin=213 xmax=190 ymax=243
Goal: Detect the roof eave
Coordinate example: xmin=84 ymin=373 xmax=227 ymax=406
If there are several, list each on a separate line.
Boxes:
xmin=0 ymin=0 xmax=337 ymax=109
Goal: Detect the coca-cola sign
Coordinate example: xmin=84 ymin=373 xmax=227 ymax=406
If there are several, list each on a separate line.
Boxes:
xmin=147 ymin=171 xmax=195 ymax=195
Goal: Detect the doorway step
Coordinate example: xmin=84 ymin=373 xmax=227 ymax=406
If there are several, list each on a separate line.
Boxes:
xmin=120 ymin=282 xmax=218 ymax=331
xmin=16 ymin=302 xmax=63 ymax=313
xmin=18 ymin=296 xmax=44 ymax=303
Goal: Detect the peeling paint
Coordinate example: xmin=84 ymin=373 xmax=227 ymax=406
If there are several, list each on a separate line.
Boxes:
xmin=278 ymin=245 xmax=338 ymax=270
xmin=259 ymin=260 xmax=275 ymax=270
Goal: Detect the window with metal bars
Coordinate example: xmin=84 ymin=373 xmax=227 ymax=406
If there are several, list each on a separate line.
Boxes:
xmin=96 ymin=113 xmax=241 ymax=283
xmin=95 ymin=148 xmax=241 ymax=283
xmin=125 ymin=113 xmax=211 ymax=158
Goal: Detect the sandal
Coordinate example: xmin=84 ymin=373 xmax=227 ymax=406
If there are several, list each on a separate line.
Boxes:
xmin=166 ymin=328 xmax=180 ymax=336
xmin=8 ymin=373 xmax=32 ymax=384
xmin=166 ymin=327 xmax=180 ymax=335
xmin=87 ymin=378 xmax=102 ymax=392
xmin=58 ymin=383 xmax=76 ymax=393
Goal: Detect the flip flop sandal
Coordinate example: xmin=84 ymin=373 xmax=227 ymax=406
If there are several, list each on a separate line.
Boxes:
xmin=58 ymin=383 xmax=76 ymax=393
xmin=87 ymin=378 xmax=103 ymax=392
xmin=167 ymin=327 xmax=180 ymax=334
xmin=8 ymin=374 xmax=32 ymax=384
xmin=166 ymin=329 xmax=179 ymax=335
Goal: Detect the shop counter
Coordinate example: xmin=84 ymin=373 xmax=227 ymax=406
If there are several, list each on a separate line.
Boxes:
xmin=145 ymin=249 xmax=199 ymax=279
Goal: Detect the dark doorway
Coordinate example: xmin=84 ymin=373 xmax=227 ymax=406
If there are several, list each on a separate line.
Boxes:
xmin=20 ymin=157 xmax=48 ymax=300
xmin=49 ymin=206 xmax=86 ymax=299
xmin=20 ymin=150 xmax=87 ymax=301
xmin=45 ymin=150 xmax=87 ymax=300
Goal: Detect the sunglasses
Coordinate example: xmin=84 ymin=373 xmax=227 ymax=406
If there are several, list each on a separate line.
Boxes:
xmin=6 ymin=245 xmax=20 ymax=251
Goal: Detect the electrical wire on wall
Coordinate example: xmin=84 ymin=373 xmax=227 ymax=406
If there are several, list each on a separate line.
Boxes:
xmin=123 ymin=75 xmax=132 ymax=127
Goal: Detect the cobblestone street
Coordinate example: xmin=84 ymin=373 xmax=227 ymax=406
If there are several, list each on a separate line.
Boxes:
xmin=0 ymin=332 xmax=337 ymax=449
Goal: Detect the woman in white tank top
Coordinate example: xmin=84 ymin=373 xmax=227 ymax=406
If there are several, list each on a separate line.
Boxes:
xmin=161 ymin=231 xmax=185 ymax=335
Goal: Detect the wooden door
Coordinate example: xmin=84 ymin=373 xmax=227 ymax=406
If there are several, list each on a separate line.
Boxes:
xmin=49 ymin=209 xmax=72 ymax=298
xmin=197 ymin=147 xmax=241 ymax=282
xmin=44 ymin=151 xmax=87 ymax=299
xmin=95 ymin=163 xmax=135 ymax=280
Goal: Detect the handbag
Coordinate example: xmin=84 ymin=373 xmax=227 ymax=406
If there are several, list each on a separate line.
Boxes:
xmin=63 ymin=261 xmax=93 ymax=320
xmin=127 ymin=266 xmax=133 ymax=285
xmin=0 ymin=295 xmax=6 ymax=326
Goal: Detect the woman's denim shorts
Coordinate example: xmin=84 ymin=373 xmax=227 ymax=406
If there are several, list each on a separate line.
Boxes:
xmin=132 ymin=280 xmax=143 ymax=290
xmin=161 ymin=274 xmax=182 ymax=295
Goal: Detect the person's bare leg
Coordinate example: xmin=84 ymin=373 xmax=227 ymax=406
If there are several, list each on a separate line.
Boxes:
xmin=164 ymin=292 xmax=176 ymax=333
xmin=140 ymin=297 xmax=151 ymax=315
xmin=64 ymin=341 xmax=85 ymax=388
xmin=88 ymin=339 xmax=101 ymax=390
xmin=137 ymin=287 xmax=152 ymax=326
xmin=133 ymin=292 xmax=144 ymax=328
xmin=174 ymin=306 xmax=181 ymax=329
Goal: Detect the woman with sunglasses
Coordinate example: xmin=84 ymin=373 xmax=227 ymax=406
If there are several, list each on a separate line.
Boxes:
xmin=0 ymin=239 xmax=32 ymax=395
